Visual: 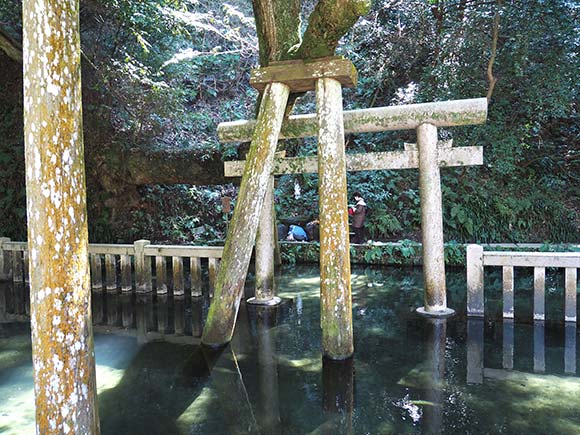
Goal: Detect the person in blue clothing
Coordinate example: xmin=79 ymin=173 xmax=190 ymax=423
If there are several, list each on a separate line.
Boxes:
xmin=286 ymin=224 xmax=308 ymax=241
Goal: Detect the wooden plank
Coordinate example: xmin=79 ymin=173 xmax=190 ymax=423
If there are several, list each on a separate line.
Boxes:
xmin=172 ymin=256 xmax=184 ymax=296
xmin=565 ymin=268 xmax=577 ymax=322
xmin=466 ymin=244 xmax=484 ymax=317
xmin=12 ymin=251 xmax=23 ymax=283
xmin=120 ymin=255 xmax=132 ymax=292
xmin=3 ymin=242 xmax=28 ymax=251
xmin=533 ymin=267 xmax=545 ymax=321
xmin=190 ymin=257 xmax=202 ymax=297
xmin=155 ymin=256 xmax=168 ymax=295
xmin=23 ymin=250 xmax=29 ymax=283
xmin=144 ymin=245 xmax=224 ymax=258
xmin=90 ymin=254 xmax=103 ymax=290
xmin=105 ymin=254 xmax=117 ymax=291
xmin=134 ymin=240 xmax=152 ymax=293
xmin=0 ymin=237 xmax=12 ymax=281
xmin=218 ymin=98 xmax=488 ymax=143
xmin=250 ymin=57 xmax=357 ymax=93
xmin=224 ymin=146 xmax=483 ymax=177
xmin=208 ymin=258 xmax=219 ymax=297
xmin=483 ymin=252 xmax=580 ymax=268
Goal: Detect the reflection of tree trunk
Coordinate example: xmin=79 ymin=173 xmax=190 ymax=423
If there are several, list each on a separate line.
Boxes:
xmin=321 ymin=357 xmax=354 ymax=434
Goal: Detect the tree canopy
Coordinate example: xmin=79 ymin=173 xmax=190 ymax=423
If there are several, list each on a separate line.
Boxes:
xmin=0 ymin=0 xmax=578 ymax=244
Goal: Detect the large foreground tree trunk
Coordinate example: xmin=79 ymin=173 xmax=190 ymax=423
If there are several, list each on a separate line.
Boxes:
xmin=23 ymin=0 xmax=100 ymax=432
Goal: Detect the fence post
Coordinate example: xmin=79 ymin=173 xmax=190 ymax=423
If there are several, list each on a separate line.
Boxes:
xmin=155 ymin=256 xmax=168 ymax=295
xmin=23 ymin=250 xmax=30 ymax=284
xmin=90 ymin=254 xmax=103 ymax=290
xmin=105 ymin=254 xmax=117 ymax=291
xmin=0 ymin=238 xmax=11 ymax=281
xmin=134 ymin=240 xmax=152 ymax=293
xmin=208 ymin=258 xmax=219 ymax=297
xmin=565 ymin=268 xmax=578 ymax=323
xmin=502 ymin=266 xmax=514 ymax=319
xmin=466 ymin=244 xmax=484 ymax=317
xmin=173 ymin=256 xmax=184 ymax=296
xmin=120 ymin=255 xmax=132 ymax=292
xmin=12 ymin=251 xmax=23 ymax=283
xmin=533 ymin=267 xmax=545 ymax=321
xmin=190 ymin=257 xmax=202 ymax=297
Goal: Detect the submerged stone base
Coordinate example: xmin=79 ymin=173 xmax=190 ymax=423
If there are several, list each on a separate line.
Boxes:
xmin=416 ymin=306 xmax=456 ymax=318
xmin=247 ymin=296 xmax=282 ymax=306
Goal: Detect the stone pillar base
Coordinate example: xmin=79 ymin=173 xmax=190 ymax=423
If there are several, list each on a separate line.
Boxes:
xmin=417 ymin=306 xmax=455 ymax=318
xmin=247 ymin=296 xmax=281 ymax=306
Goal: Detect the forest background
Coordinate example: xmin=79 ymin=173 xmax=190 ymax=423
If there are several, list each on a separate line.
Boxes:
xmin=0 ymin=0 xmax=578 ymax=246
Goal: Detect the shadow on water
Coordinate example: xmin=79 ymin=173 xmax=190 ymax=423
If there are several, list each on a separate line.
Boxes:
xmin=1 ymin=265 xmax=580 ymax=434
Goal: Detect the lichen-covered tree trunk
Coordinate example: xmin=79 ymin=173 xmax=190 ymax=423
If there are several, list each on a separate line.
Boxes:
xmin=23 ymin=0 xmax=100 ymax=433
xmin=252 ymin=0 xmax=301 ymax=65
xmin=202 ymin=82 xmax=290 ymax=346
xmin=298 ymin=0 xmax=371 ymax=59
xmin=317 ymin=78 xmax=353 ymax=359
xmin=252 ymin=0 xmax=370 ymax=63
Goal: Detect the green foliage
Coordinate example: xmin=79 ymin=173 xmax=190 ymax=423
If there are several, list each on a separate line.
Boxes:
xmin=0 ymin=0 xmax=578 ymax=246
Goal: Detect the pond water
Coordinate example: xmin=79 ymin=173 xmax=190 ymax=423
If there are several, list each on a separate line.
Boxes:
xmin=1 ymin=265 xmax=580 ymax=434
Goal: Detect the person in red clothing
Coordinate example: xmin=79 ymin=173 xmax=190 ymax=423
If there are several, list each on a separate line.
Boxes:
xmin=349 ymin=191 xmax=367 ymax=244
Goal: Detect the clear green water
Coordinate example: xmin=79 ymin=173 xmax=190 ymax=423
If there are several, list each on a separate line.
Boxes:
xmin=1 ymin=265 xmax=580 ymax=434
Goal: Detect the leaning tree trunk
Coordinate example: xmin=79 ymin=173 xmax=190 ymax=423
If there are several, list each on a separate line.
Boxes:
xmin=23 ymin=0 xmax=100 ymax=433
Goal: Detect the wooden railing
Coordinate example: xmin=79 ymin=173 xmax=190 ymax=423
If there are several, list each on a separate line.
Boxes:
xmin=0 ymin=238 xmax=223 ymax=297
xmin=466 ymin=244 xmax=580 ymax=322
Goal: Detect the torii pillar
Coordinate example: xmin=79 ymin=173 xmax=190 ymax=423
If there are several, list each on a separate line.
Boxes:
xmin=23 ymin=0 xmax=100 ymax=433
xmin=203 ymin=57 xmax=357 ymax=359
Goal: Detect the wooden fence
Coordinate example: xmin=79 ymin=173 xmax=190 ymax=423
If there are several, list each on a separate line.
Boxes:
xmin=0 ymin=238 xmax=223 ymax=297
xmin=466 ymin=244 xmax=580 ymax=322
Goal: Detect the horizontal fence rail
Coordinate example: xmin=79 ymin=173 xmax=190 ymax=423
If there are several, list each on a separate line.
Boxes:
xmin=0 ymin=238 xmax=223 ymax=298
xmin=467 ymin=244 xmax=580 ymax=322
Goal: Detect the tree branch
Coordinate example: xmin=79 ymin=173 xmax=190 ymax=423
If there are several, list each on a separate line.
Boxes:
xmin=297 ymin=0 xmax=371 ymax=59
xmin=486 ymin=1 xmax=502 ymax=102
xmin=0 ymin=26 xmax=22 ymax=63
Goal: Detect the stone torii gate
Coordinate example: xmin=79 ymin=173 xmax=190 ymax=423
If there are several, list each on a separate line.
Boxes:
xmin=203 ymin=56 xmax=487 ymax=359
xmin=220 ymin=96 xmax=487 ymax=321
